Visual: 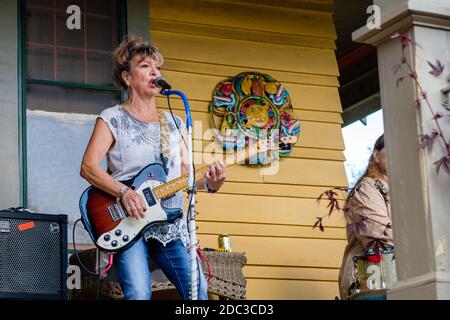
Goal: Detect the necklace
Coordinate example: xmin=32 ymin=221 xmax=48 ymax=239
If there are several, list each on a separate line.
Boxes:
xmin=123 ymin=102 xmax=160 ymax=123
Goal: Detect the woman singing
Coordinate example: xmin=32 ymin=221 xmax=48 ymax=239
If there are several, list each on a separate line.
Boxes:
xmin=80 ymin=36 xmax=227 ymax=300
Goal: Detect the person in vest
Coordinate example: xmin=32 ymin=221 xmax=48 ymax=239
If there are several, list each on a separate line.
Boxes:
xmin=80 ymin=36 xmax=227 ymax=300
xmin=338 ymin=134 xmax=393 ymax=299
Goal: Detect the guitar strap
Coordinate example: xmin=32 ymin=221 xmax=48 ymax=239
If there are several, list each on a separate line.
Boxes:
xmin=159 ymin=152 xmax=169 ymax=175
xmin=158 ymin=111 xmax=171 ymax=175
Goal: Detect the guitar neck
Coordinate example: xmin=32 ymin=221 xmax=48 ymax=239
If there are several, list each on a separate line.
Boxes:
xmin=152 ymin=165 xmax=210 ymax=200
xmin=152 ymin=142 xmax=272 ymax=200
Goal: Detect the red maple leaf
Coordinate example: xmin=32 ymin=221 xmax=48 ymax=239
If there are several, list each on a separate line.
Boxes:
xmin=434 ymin=156 xmax=450 ymax=175
xmin=313 ymin=217 xmax=324 ymax=232
xmin=428 ymin=60 xmax=445 ymax=77
xmin=419 ymin=130 xmax=439 ymax=151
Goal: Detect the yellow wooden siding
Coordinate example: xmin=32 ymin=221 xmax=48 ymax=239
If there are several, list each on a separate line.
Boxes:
xmin=243 ymin=266 xmax=340 ymax=282
xmin=150 ymin=0 xmax=337 ymax=39
xmin=152 ymin=19 xmax=337 ymax=50
xmin=205 ymin=182 xmax=346 ymax=199
xmin=153 ymin=32 xmax=339 ymax=76
xmin=157 ymin=109 xmax=345 ymax=150
xmin=157 ymin=99 xmax=343 ymax=124
xmin=192 ymin=194 xmax=345 ymax=227
xmin=158 ymin=70 xmax=342 ymax=112
xmin=198 ymin=235 xmax=345 ymax=267
xmin=191 ymin=145 xmax=346 ymax=162
xmin=197 ymin=221 xmax=346 ymax=240
xmin=246 ymin=279 xmax=339 ymax=300
xmin=162 ymin=59 xmax=340 ymax=87
xmin=151 ymin=0 xmax=347 ymax=299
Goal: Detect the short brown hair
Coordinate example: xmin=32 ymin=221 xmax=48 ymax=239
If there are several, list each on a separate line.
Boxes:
xmin=112 ymin=35 xmax=164 ymax=90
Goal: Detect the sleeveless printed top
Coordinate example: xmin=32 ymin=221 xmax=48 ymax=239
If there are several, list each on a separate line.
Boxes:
xmin=98 ymin=104 xmax=189 ymax=248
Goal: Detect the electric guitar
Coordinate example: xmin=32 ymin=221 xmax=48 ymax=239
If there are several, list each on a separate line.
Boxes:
xmin=79 ymin=139 xmax=275 ymax=252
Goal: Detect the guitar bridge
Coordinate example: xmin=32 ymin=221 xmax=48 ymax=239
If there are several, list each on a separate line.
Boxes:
xmin=108 ymin=203 xmax=126 ymax=222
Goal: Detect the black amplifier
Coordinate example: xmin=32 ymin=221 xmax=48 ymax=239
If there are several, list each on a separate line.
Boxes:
xmin=0 ymin=209 xmax=68 ymax=299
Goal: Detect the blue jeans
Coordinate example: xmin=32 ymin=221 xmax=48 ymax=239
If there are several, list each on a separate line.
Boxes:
xmin=115 ymin=237 xmax=208 ymax=300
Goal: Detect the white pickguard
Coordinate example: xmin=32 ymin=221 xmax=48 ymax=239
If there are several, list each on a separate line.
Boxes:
xmin=96 ymin=180 xmax=167 ymax=251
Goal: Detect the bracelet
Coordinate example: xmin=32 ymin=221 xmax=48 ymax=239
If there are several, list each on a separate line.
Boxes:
xmin=118 ymin=185 xmax=130 ymax=200
xmin=204 ymin=180 xmax=218 ymax=194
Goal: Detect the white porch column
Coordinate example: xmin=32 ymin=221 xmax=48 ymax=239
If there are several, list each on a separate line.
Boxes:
xmin=353 ymin=0 xmax=450 ymax=299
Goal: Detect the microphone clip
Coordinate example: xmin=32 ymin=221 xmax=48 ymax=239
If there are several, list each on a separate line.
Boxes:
xmin=155 ymin=76 xmax=172 ymax=91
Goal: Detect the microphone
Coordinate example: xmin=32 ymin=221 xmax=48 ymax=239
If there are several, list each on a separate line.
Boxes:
xmin=154 ymin=76 xmax=172 ymax=91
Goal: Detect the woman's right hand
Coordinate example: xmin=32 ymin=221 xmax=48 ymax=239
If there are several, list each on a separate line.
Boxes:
xmin=120 ymin=189 xmax=147 ymax=219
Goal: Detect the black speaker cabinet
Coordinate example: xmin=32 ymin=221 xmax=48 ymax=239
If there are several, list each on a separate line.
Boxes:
xmin=0 ymin=210 xmax=68 ymax=299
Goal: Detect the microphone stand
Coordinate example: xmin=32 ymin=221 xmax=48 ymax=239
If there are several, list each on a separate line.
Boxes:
xmin=160 ymin=89 xmax=199 ymax=300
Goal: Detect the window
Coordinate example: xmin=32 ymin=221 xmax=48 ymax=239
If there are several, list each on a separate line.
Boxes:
xmin=22 ymin=0 xmax=125 ymax=244
xmin=25 ymin=0 xmax=122 ymax=114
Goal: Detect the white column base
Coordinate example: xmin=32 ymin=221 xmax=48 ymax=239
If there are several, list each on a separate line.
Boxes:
xmin=388 ymin=272 xmax=450 ymax=300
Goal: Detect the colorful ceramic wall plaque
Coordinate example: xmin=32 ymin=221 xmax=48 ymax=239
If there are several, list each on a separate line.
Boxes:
xmin=209 ymin=72 xmax=301 ymax=164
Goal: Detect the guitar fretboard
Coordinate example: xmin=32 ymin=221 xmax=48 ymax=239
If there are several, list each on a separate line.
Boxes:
xmin=152 ymin=165 xmax=209 ymax=199
xmin=152 ymin=141 xmax=274 ymax=199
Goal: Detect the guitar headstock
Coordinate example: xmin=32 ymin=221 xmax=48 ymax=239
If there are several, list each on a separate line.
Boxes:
xmin=255 ymin=137 xmax=279 ymax=153
xmin=237 ymin=138 xmax=279 ymax=160
xmin=220 ymin=135 xmax=281 ymax=166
